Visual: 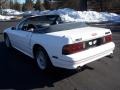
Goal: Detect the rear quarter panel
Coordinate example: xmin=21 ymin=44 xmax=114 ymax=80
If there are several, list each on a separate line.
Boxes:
xmin=3 ymin=28 xmax=14 ymax=45
xmin=30 ymin=33 xmax=72 ymax=60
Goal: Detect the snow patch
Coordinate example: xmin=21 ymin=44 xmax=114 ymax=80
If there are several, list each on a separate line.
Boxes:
xmin=0 ymin=15 xmax=14 ymax=20
xmin=1 ymin=9 xmax=23 ymax=15
xmin=24 ymin=8 xmax=120 ymax=22
xmin=0 ymin=8 xmax=120 ymax=22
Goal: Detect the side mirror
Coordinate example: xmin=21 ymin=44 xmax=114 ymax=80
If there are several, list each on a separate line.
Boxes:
xmin=11 ymin=27 xmax=16 ymax=30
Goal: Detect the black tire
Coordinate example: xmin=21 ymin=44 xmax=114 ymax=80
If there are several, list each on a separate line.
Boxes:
xmin=4 ymin=35 xmax=12 ymax=48
xmin=35 ymin=47 xmax=53 ymax=71
xmin=107 ymin=53 xmax=114 ymax=58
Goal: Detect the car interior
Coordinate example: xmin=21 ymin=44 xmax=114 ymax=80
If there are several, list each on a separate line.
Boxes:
xmin=17 ymin=15 xmax=63 ymax=32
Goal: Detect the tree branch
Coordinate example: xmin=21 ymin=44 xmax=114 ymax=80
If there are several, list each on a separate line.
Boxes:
xmin=0 ymin=0 xmax=7 ymax=5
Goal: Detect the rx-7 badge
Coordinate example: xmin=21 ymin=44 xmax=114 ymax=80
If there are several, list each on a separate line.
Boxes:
xmin=92 ymin=33 xmax=97 ymax=36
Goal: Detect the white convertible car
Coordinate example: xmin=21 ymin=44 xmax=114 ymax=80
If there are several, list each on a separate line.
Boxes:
xmin=4 ymin=15 xmax=115 ymax=71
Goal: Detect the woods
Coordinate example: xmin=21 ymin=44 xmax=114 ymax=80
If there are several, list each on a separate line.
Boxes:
xmin=0 ymin=0 xmax=87 ymax=11
xmin=0 ymin=0 xmax=120 ymax=12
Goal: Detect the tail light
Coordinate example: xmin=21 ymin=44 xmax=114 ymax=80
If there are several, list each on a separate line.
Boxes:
xmin=104 ymin=35 xmax=112 ymax=43
xmin=62 ymin=42 xmax=85 ymax=55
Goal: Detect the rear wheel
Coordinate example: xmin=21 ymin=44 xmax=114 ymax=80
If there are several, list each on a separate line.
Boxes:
xmin=4 ymin=35 xmax=12 ymax=48
xmin=35 ymin=47 xmax=53 ymax=71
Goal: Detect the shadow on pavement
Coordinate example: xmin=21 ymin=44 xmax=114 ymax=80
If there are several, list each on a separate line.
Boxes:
xmin=0 ymin=41 xmax=94 ymax=89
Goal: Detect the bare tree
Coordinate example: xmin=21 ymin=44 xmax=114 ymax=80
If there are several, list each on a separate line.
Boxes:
xmin=34 ymin=0 xmax=45 ymax=11
xmin=0 ymin=0 xmax=7 ymax=9
xmin=0 ymin=0 xmax=7 ymax=5
xmin=14 ymin=0 xmax=21 ymax=11
xmin=0 ymin=0 xmax=8 ymax=14
xmin=24 ymin=0 xmax=34 ymax=11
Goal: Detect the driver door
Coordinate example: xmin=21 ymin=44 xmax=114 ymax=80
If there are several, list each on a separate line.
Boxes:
xmin=11 ymin=19 xmax=33 ymax=56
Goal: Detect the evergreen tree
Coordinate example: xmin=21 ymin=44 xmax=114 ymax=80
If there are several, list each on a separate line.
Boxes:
xmin=96 ymin=0 xmax=103 ymax=11
xmin=34 ymin=0 xmax=45 ymax=11
xmin=9 ymin=0 xmax=14 ymax=9
xmin=79 ymin=0 xmax=87 ymax=11
xmin=34 ymin=0 xmax=41 ymax=10
xmin=22 ymin=3 xmax=26 ymax=11
xmin=44 ymin=0 xmax=50 ymax=10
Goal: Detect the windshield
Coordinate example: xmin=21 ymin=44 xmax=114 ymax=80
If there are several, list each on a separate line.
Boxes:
xmin=18 ymin=15 xmax=87 ymax=33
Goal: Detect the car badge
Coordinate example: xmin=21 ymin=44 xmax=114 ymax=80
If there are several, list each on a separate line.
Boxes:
xmin=75 ymin=38 xmax=82 ymax=42
xmin=92 ymin=33 xmax=97 ymax=36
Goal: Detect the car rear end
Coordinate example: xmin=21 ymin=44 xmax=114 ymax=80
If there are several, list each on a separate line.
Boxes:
xmin=50 ymin=26 xmax=115 ymax=69
xmin=61 ymin=36 xmax=115 ymax=69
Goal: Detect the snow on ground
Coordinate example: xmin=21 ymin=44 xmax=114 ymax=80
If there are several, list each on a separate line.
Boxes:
xmin=0 ymin=8 xmax=120 ymax=22
xmin=0 ymin=9 xmax=23 ymax=21
xmin=1 ymin=9 xmax=23 ymax=15
xmin=0 ymin=15 xmax=14 ymax=21
xmin=24 ymin=8 xmax=120 ymax=23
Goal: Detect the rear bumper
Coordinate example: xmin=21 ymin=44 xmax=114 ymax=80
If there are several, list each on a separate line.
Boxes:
xmin=52 ymin=42 xmax=115 ymax=69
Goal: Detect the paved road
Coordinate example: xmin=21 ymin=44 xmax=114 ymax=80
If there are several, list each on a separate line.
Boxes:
xmin=0 ymin=21 xmax=120 ymax=90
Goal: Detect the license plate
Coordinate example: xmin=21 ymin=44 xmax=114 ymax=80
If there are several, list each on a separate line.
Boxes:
xmin=86 ymin=38 xmax=102 ymax=48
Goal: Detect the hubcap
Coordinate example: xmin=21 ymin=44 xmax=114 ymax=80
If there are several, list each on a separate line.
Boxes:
xmin=37 ymin=51 xmax=46 ymax=70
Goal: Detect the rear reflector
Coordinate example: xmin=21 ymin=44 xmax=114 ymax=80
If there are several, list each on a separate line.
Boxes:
xmin=104 ymin=35 xmax=112 ymax=43
xmin=62 ymin=42 xmax=85 ymax=55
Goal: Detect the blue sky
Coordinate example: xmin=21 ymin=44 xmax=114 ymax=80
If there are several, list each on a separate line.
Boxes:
xmin=18 ymin=0 xmax=25 ymax=3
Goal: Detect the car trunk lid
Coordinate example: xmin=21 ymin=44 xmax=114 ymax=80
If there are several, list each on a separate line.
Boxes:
xmin=47 ymin=26 xmax=111 ymax=43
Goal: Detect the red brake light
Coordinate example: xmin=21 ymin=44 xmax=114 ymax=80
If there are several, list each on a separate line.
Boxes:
xmin=62 ymin=42 xmax=85 ymax=55
xmin=104 ymin=35 xmax=112 ymax=43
